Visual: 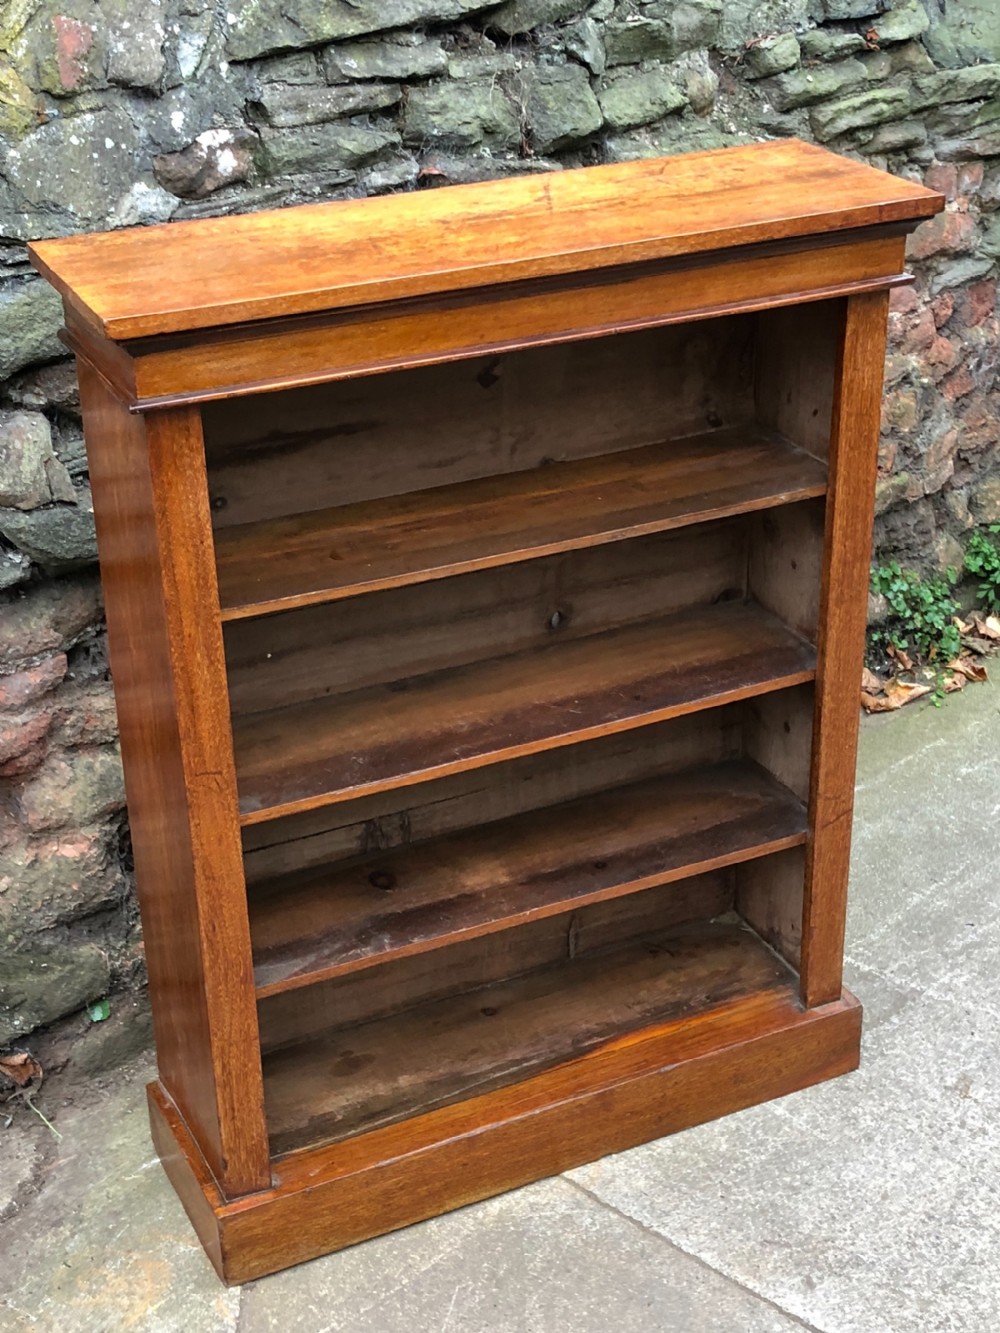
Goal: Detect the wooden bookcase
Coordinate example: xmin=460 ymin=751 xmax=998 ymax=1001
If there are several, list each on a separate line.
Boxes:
xmin=30 ymin=140 xmax=942 ymax=1284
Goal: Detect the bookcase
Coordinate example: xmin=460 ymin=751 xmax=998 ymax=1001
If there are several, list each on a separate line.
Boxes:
xmin=29 ymin=139 xmax=942 ymax=1284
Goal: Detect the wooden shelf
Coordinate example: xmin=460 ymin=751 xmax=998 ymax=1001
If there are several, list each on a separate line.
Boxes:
xmin=262 ymin=917 xmax=796 ymax=1156
xmin=250 ymin=760 xmax=807 ymax=997
xmin=215 ymin=428 xmax=827 ymax=620
xmin=233 ymin=601 xmax=817 ymax=825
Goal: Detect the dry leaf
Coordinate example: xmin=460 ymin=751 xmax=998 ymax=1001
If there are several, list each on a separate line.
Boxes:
xmin=863 ymin=679 xmax=932 ymax=712
xmin=953 ymin=614 xmax=973 ymax=634
xmin=887 ymin=644 xmax=914 ymax=671
xmin=861 ymin=667 xmax=884 ymax=694
xmin=949 ymin=656 xmax=989 ymax=684
xmin=970 ymin=612 xmax=1000 ymax=641
xmin=942 ymin=672 xmax=966 ymax=694
xmin=0 ymin=1052 xmax=43 ymax=1088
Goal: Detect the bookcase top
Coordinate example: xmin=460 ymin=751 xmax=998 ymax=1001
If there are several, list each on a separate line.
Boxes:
xmin=30 ymin=138 xmax=941 ymax=344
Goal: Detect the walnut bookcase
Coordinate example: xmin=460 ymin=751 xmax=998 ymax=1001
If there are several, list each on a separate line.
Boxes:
xmin=30 ymin=140 xmax=942 ymax=1284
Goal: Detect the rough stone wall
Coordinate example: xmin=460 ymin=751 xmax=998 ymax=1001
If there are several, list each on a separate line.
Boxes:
xmin=1 ymin=0 xmax=999 ymax=1076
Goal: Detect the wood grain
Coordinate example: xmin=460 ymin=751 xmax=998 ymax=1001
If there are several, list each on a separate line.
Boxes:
xmin=232 ymin=601 xmax=817 ymax=824
xmin=261 ymin=918 xmax=795 ymax=1154
xmin=256 ymin=871 xmax=737 ymax=1054
xmin=99 ymin=236 xmax=913 ymax=407
xmin=249 ymin=760 xmax=807 ymax=996
xmin=75 ymin=363 xmax=270 ymax=1197
xmin=801 ymin=290 xmax=891 ymax=1007
xmin=30 ymin=140 xmax=939 ymax=341
xmin=203 ymin=318 xmax=755 ymax=529
xmin=223 ymin=520 xmax=749 ymax=718
xmin=150 ymin=989 xmax=861 ymax=1283
xmin=216 ymin=427 xmax=826 ymax=619
xmin=240 ymin=709 xmax=744 ymax=883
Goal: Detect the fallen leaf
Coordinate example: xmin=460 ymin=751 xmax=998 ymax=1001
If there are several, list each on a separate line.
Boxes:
xmin=943 ymin=672 xmax=966 ymax=694
xmin=887 ymin=644 xmax=914 ymax=671
xmin=0 ymin=1052 xmax=43 ymax=1088
xmin=953 ymin=614 xmax=973 ymax=634
xmin=949 ymin=656 xmax=989 ymax=684
xmin=970 ymin=612 xmax=1000 ymax=641
xmin=862 ymin=667 xmax=884 ymax=694
xmin=863 ymin=679 xmax=933 ymax=712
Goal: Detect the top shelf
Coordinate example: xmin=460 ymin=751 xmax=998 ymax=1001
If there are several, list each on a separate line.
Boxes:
xmin=215 ymin=426 xmax=826 ymax=620
xmin=28 ymin=141 xmax=941 ymax=342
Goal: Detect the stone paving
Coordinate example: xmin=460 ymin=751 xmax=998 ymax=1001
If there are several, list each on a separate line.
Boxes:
xmin=1 ymin=679 xmax=998 ymax=1332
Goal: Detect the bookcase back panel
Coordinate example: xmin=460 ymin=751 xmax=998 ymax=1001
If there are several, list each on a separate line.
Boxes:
xmin=224 ymin=521 xmax=748 ymax=716
xmin=755 ymin=299 xmax=843 ymax=462
xmin=201 ymin=316 xmax=756 ymax=528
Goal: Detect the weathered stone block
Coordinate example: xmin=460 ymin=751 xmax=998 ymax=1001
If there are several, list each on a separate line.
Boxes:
xmin=888 ymin=41 xmax=935 ymax=76
xmin=970 ymin=477 xmax=1000 ymax=522
xmin=744 ymin=32 xmax=801 ymax=80
xmin=799 ymin=30 xmax=867 ymax=63
xmin=259 ymin=122 xmax=398 ymax=174
xmin=403 ymin=80 xmax=520 ymax=149
xmin=817 ymin=0 xmax=888 ymax=17
xmin=522 ymin=64 xmax=603 ymax=153
xmin=0 ymin=831 xmax=120 ymax=935
xmin=868 ymin=1 xmax=929 ymax=48
xmin=929 ymin=256 xmax=995 ymax=296
xmin=18 ymin=747 xmax=126 ymax=834
xmin=906 ymin=210 xmax=978 ymax=260
xmin=257 ymin=51 xmax=320 ymax=84
xmin=936 ymin=130 xmax=1000 ymax=161
xmin=605 ymin=18 xmax=673 ymax=67
xmin=446 ymin=50 xmax=519 ymax=79
xmin=912 ymin=64 xmax=1000 ymax=111
xmin=0 ymin=656 xmax=66 ymax=713
xmin=0 ymin=495 xmax=98 ymax=570
xmin=0 ymin=282 xmax=63 ymax=381
xmin=321 ymin=38 xmax=447 ymax=82
xmin=3 ymin=108 xmax=139 ymax=222
xmin=490 ymin=0 xmax=584 ymax=36
xmin=154 ymin=128 xmax=256 ymax=200
xmin=23 ymin=6 xmax=106 ymax=98
xmin=0 ymin=941 xmax=110 ymax=1046
xmin=0 ymin=413 xmax=75 ymax=511
xmin=862 ymin=118 xmax=927 ymax=152
xmin=226 ymin=0 xmax=499 ymax=62
xmin=0 ymin=60 xmax=37 ymax=138
xmin=249 ymin=82 xmax=401 ymax=128
xmin=104 ymin=0 xmax=166 ymax=90
xmin=767 ymin=59 xmax=867 ymax=111
xmin=980 ymin=216 xmax=1000 ymax=257
xmin=654 ymin=0 xmax=722 ymax=53
xmin=0 ymin=575 xmax=102 ymax=670
xmin=565 ymin=18 xmax=606 ymax=75
xmin=809 ymin=86 xmax=912 ymax=142
xmin=598 ymin=68 xmax=686 ymax=130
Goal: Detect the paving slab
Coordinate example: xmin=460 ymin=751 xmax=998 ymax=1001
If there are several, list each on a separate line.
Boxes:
xmin=570 ymin=678 xmax=1000 ymax=1333
xmin=1 ymin=678 xmax=998 ymax=1331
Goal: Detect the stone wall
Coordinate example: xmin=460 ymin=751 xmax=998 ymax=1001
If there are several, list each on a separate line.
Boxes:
xmin=1 ymin=0 xmax=999 ymax=1077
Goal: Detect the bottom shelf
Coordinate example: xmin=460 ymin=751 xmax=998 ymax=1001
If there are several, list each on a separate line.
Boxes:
xmin=262 ymin=917 xmax=796 ymax=1156
xmin=151 ymin=983 xmax=862 ymax=1285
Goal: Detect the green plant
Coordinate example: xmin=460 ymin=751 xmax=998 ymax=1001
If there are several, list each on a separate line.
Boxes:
xmin=964 ymin=523 xmax=1000 ymax=614
xmin=870 ymin=561 xmax=961 ymax=665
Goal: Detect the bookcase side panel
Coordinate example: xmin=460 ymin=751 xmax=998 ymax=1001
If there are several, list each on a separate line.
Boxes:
xmin=800 ymin=286 xmax=893 ymax=1007
xmin=77 ymin=361 xmax=270 ymax=1196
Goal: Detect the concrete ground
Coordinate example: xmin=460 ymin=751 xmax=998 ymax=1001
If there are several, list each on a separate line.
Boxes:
xmin=2 ymin=680 xmax=999 ymax=1333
